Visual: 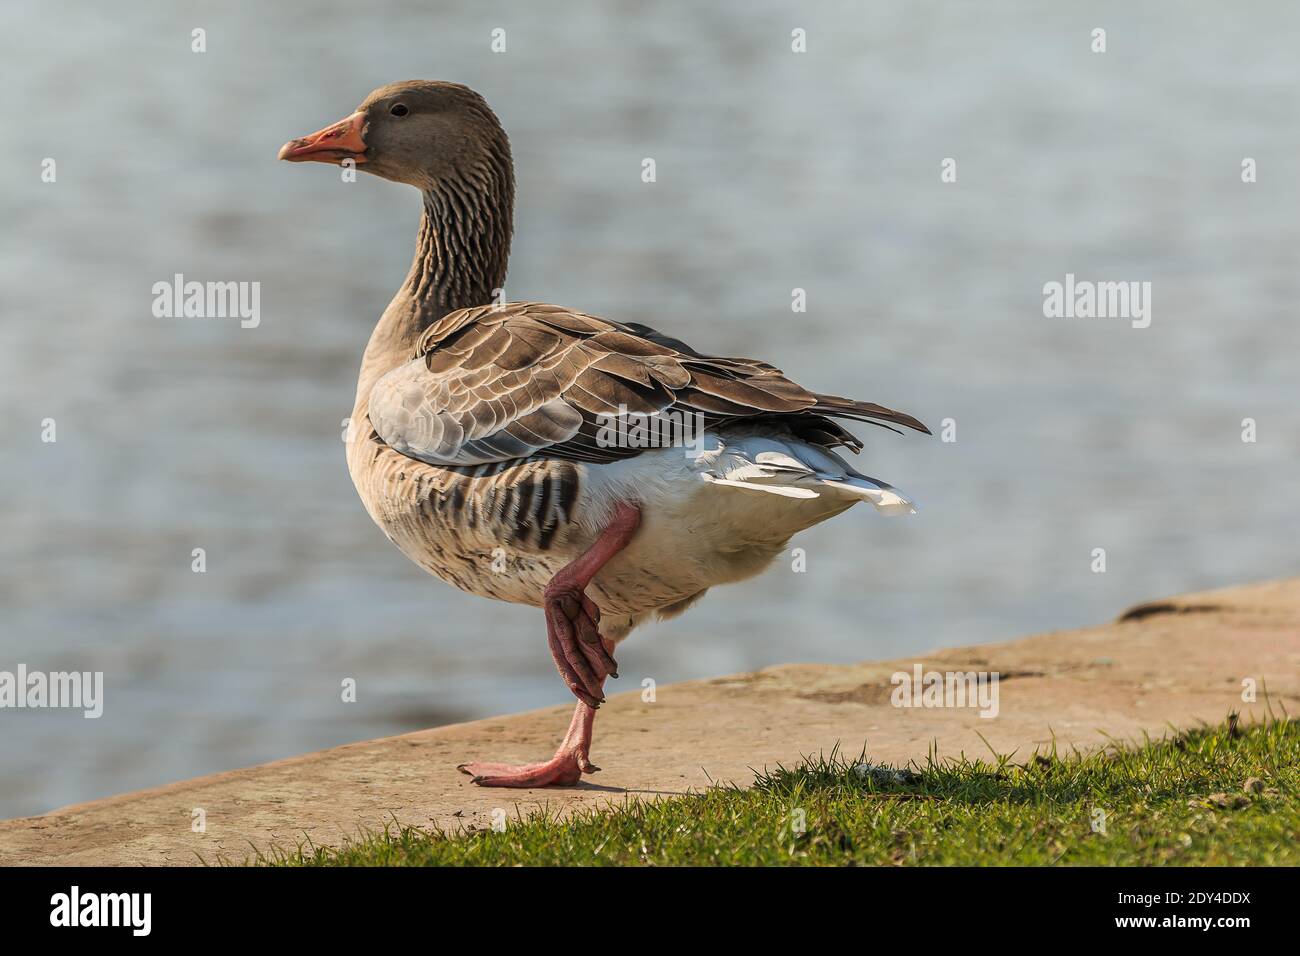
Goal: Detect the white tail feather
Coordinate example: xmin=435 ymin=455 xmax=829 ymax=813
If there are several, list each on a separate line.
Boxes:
xmin=699 ymin=433 xmax=918 ymax=515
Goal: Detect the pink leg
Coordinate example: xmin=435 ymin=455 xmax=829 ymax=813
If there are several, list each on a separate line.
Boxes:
xmin=458 ymin=503 xmax=640 ymax=788
xmin=458 ymin=672 xmax=603 ymax=787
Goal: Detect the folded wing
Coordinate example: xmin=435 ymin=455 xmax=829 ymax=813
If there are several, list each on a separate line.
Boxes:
xmin=367 ymin=302 xmax=928 ymax=467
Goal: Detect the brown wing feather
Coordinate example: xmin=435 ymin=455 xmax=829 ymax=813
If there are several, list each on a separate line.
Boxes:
xmin=367 ymin=302 xmax=928 ymax=468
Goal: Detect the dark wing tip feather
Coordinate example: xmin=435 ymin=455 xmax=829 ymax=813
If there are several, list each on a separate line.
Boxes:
xmin=812 ymin=393 xmax=931 ymax=435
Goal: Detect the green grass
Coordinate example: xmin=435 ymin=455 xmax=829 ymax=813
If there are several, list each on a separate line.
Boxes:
xmin=261 ymin=714 xmax=1299 ymax=866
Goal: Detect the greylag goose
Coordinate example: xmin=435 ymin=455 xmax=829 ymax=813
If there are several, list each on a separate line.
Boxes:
xmin=279 ymin=81 xmax=929 ymax=788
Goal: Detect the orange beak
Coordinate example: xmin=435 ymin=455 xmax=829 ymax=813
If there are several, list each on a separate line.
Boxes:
xmin=278 ymin=111 xmax=368 ymax=165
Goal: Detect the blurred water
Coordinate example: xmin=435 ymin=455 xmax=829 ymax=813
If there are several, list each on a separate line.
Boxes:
xmin=1 ymin=0 xmax=1297 ymax=817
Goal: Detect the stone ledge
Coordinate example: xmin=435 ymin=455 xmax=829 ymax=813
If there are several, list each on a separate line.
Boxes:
xmin=2 ymin=578 xmax=1297 ymax=865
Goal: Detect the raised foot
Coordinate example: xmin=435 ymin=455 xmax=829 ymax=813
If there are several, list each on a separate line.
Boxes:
xmin=458 ymin=751 xmax=599 ymax=788
xmin=544 ymin=584 xmax=618 ymax=708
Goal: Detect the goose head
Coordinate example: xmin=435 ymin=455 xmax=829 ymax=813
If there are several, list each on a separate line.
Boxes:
xmin=279 ymin=81 xmax=515 ymax=316
xmin=278 ymin=80 xmax=512 ymax=194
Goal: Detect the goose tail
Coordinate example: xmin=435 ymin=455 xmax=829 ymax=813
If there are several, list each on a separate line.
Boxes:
xmin=701 ymin=433 xmax=918 ymax=515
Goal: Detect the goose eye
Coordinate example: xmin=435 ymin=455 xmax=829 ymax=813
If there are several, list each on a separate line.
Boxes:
xmin=390 ymin=103 xmax=409 ymax=117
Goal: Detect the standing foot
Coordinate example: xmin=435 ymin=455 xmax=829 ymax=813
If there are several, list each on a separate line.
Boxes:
xmin=458 ymin=696 xmax=602 ymax=788
xmin=458 ymin=749 xmax=599 ymax=788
